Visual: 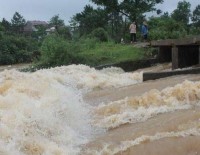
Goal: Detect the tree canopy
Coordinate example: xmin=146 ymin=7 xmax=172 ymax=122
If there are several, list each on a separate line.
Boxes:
xmin=11 ymin=12 xmax=26 ymax=33
xmin=71 ymin=5 xmax=108 ymax=35
xmin=192 ymin=4 xmax=200 ymax=27
xmin=49 ymin=15 xmax=65 ymax=30
xmin=171 ymin=0 xmax=191 ymax=25
xmin=90 ymin=0 xmax=164 ymax=21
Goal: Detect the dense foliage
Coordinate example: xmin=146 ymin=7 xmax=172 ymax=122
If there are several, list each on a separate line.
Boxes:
xmin=0 ymin=34 xmax=38 ymax=64
xmin=90 ymin=0 xmax=163 ymax=21
xmin=192 ymin=5 xmax=200 ymax=27
xmin=78 ymin=40 xmax=146 ymax=66
xmin=38 ymin=34 xmax=82 ymax=67
xmin=71 ymin=0 xmax=200 ymax=42
xmin=0 ymin=0 xmax=200 ymax=68
xmin=0 ymin=12 xmax=39 ymax=65
xmin=148 ymin=16 xmax=187 ymax=40
xmin=90 ymin=28 xmax=109 ymax=42
xmin=171 ymin=1 xmax=191 ymax=25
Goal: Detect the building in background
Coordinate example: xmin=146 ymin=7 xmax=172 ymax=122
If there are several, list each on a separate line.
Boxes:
xmin=23 ymin=20 xmax=48 ymax=34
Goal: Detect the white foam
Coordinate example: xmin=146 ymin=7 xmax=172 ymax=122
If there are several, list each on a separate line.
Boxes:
xmin=36 ymin=64 xmax=142 ymax=91
xmin=0 ymin=69 xmax=91 ymax=154
xmin=94 ymin=80 xmax=200 ymax=129
xmin=94 ymin=104 xmax=192 ymax=129
xmin=0 ymin=65 xmax=142 ymax=154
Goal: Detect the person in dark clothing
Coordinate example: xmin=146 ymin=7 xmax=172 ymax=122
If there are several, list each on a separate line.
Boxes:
xmin=141 ymin=21 xmax=148 ymax=41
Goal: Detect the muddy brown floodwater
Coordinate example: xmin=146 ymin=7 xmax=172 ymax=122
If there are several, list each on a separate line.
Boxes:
xmin=1 ymin=63 xmax=200 ymax=155
xmin=83 ymin=74 xmax=200 ymax=155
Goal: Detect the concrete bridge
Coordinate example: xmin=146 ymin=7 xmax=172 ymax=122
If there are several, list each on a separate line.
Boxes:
xmin=143 ymin=36 xmax=200 ymax=81
xmin=151 ymin=35 xmax=200 ymax=70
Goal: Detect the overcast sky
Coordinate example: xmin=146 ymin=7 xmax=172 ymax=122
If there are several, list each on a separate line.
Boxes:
xmin=0 ymin=0 xmax=199 ymax=25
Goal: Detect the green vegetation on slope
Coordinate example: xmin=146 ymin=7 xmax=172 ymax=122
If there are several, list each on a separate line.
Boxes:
xmin=79 ymin=41 xmax=146 ymax=66
xmin=35 ymin=35 xmax=146 ymax=68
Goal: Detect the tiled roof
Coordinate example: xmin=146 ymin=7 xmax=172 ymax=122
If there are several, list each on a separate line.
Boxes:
xmin=27 ymin=20 xmax=48 ymax=26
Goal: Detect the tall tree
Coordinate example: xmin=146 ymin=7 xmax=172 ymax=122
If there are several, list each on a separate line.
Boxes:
xmin=90 ymin=0 xmax=163 ymax=21
xmin=191 ymin=5 xmax=200 ymax=27
xmin=11 ymin=12 xmax=26 ymax=33
xmin=49 ymin=15 xmax=65 ymax=30
xmin=1 ymin=18 xmax=11 ymax=32
xmin=0 ymin=22 xmax=3 ymax=38
xmin=71 ymin=5 xmax=108 ymax=35
xmin=171 ymin=0 xmax=191 ymax=25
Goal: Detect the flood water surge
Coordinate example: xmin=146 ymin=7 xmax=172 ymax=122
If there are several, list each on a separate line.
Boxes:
xmin=0 ymin=64 xmax=200 ymax=155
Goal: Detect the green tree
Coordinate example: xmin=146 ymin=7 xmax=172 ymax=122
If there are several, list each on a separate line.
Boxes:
xmin=49 ymin=15 xmax=65 ymax=30
xmin=71 ymin=5 xmax=108 ymax=36
xmin=31 ymin=25 xmax=47 ymax=41
xmin=171 ymin=0 xmax=191 ymax=25
xmin=161 ymin=12 xmax=169 ymax=18
xmin=0 ymin=22 xmax=4 ymax=31
xmin=148 ymin=16 xmax=187 ymax=40
xmin=90 ymin=27 xmax=109 ymax=42
xmin=57 ymin=26 xmax=72 ymax=40
xmin=71 ymin=5 xmax=125 ymax=41
xmin=0 ymin=22 xmax=3 ymax=39
xmin=1 ymin=18 xmax=11 ymax=32
xmin=191 ymin=5 xmax=200 ymax=27
xmin=0 ymin=34 xmax=39 ymax=64
xmin=91 ymin=0 xmax=163 ymax=21
xmin=11 ymin=12 xmax=26 ymax=33
xmin=39 ymin=34 xmax=81 ymax=67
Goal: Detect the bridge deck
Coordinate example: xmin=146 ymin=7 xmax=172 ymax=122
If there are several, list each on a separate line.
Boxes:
xmin=149 ymin=35 xmax=200 ymax=70
xmin=151 ymin=35 xmax=200 ymax=47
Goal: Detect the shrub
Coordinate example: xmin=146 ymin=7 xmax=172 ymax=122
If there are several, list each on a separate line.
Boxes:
xmin=79 ymin=37 xmax=98 ymax=50
xmin=148 ymin=17 xmax=187 ymax=40
xmin=189 ymin=26 xmax=200 ymax=35
xmin=90 ymin=28 xmax=109 ymax=42
xmin=0 ymin=34 xmax=38 ymax=64
xmin=38 ymin=34 xmax=83 ymax=67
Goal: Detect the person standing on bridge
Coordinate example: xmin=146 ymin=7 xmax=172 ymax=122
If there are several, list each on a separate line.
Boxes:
xmin=129 ymin=21 xmax=137 ymax=43
xmin=141 ymin=21 xmax=148 ymax=41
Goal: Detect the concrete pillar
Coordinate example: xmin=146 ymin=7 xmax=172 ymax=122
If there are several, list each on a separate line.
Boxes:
xmin=199 ymin=46 xmax=200 ymax=65
xmin=172 ymin=46 xmax=179 ymax=70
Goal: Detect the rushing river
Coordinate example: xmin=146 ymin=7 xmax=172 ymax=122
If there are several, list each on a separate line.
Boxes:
xmin=1 ymin=64 xmax=200 ymax=155
xmin=0 ymin=65 xmax=142 ymax=155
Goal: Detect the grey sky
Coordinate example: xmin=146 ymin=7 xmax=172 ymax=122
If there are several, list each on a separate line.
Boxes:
xmin=0 ymin=0 xmax=199 ymax=25
xmin=0 ymin=0 xmax=90 ymax=24
xmin=156 ymin=0 xmax=198 ymax=14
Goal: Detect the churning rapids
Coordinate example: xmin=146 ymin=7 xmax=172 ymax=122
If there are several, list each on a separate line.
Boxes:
xmin=0 ymin=64 xmax=200 ymax=155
